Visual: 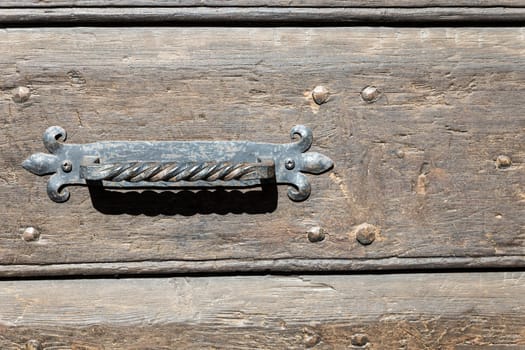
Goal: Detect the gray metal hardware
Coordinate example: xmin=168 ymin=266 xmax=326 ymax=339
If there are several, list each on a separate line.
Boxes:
xmin=22 ymin=125 xmax=333 ymax=202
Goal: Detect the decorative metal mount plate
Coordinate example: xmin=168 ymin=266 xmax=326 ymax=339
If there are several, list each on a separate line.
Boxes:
xmin=22 ymin=125 xmax=333 ymax=203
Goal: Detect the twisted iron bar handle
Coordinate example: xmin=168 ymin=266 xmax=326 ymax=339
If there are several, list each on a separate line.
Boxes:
xmin=83 ymin=161 xmax=275 ymax=183
xmin=23 ymin=125 xmax=334 ymax=202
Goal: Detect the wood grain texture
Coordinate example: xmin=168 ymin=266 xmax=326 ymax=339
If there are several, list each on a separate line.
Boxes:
xmin=2 ymin=1 xmax=525 ymax=7
xmin=0 ymin=272 xmax=523 ymax=349
xmin=0 ymin=7 xmax=525 ymax=24
xmin=0 ymin=27 xmax=524 ymax=276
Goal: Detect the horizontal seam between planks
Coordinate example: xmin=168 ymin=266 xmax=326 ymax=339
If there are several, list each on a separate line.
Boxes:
xmin=0 ymin=7 xmax=525 ymax=26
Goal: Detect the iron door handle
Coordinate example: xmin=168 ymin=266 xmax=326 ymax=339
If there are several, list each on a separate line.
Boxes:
xmin=23 ymin=125 xmax=334 ymax=202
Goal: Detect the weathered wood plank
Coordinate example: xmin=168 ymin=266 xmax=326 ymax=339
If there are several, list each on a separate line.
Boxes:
xmin=2 ymin=1 xmax=525 ymax=7
xmin=0 ymin=27 xmax=523 ymax=275
xmin=0 ymin=7 xmax=525 ymax=24
xmin=0 ymin=272 xmax=523 ymax=349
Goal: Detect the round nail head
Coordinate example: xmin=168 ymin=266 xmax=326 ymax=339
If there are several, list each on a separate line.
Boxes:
xmin=22 ymin=227 xmax=40 ymax=242
xmin=351 ymin=333 xmax=369 ymax=346
xmin=12 ymin=86 xmax=31 ymax=103
xmin=307 ymin=227 xmax=326 ymax=243
xmin=360 ymin=86 xmax=381 ymax=103
xmin=25 ymin=340 xmax=43 ymax=350
xmin=285 ymin=159 xmax=295 ymax=170
xmin=496 ymin=155 xmax=511 ymax=168
xmin=302 ymin=327 xmax=321 ymax=348
xmin=312 ymin=86 xmax=329 ymax=105
xmin=354 ymin=223 xmax=379 ymax=246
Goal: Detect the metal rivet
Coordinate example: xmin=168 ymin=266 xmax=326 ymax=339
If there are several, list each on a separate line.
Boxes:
xmin=360 ymin=86 xmax=381 ymax=103
xmin=307 ymin=227 xmax=326 ymax=243
xmin=495 ymin=155 xmax=512 ymax=168
xmin=351 ymin=333 xmax=369 ymax=347
xmin=25 ymin=339 xmax=42 ymax=350
xmin=395 ymin=149 xmax=405 ymax=159
xmin=285 ymin=158 xmax=295 ymax=170
xmin=21 ymin=227 xmax=40 ymax=242
xmin=12 ymin=86 xmax=31 ymax=103
xmin=312 ymin=86 xmax=329 ymax=105
xmin=62 ymin=160 xmax=73 ymax=172
xmin=354 ymin=223 xmax=379 ymax=246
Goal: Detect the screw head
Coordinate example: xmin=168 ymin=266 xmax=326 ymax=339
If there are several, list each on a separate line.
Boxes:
xmin=360 ymin=85 xmax=382 ymax=103
xmin=285 ymin=159 xmax=295 ymax=170
xmin=354 ymin=223 xmax=379 ymax=246
xmin=21 ymin=227 xmax=40 ymax=242
xmin=307 ymin=227 xmax=326 ymax=243
xmin=312 ymin=85 xmax=329 ymax=105
xmin=61 ymin=160 xmax=73 ymax=172
xmin=12 ymin=86 xmax=31 ymax=103
xmin=496 ymin=155 xmax=512 ymax=168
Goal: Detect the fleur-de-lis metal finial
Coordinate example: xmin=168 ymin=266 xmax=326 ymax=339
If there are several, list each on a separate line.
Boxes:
xmin=23 ymin=125 xmax=334 ymax=203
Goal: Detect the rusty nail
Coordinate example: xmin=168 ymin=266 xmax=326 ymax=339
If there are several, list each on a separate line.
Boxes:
xmin=312 ymin=86 xmax=329 ymax=105
xmin=354 ymin=223 xmax=379 ymax=246
xmin=351 ymin=333 xmax=369 ymax=347
xmin=62 ymin=160 xmax=73 ymax=172
xmin=495 ymin=155 xmax=512 ymax=169
xmin=22 ymin=227 xmax=40 ymax=242
xmin=360 ymin=86 xmax=381 ymax=103
xmin=12 ymin=86 xmax=31 ymax=103
xmin=25 ymin=339 xmax=43 ymax=350
xmin=307 ymin=227 xmax=326 ymax=243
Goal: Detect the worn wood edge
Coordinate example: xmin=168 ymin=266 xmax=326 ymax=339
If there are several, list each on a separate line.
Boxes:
xmin=1 ymin=256 xmax=523 ymax=277
xmin=0 ymin=272 xmax=523 ymax=349
xmin=0 ymin=7 xmax=525 ymax=24
xmin=4 ymin=1 xmax=525 ymax=8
